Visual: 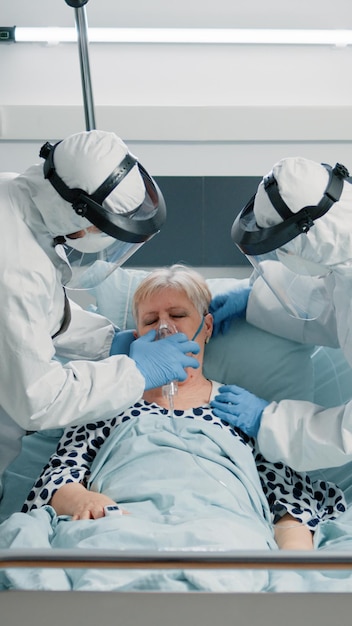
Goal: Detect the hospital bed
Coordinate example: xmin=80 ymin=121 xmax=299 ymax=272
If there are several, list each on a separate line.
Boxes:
xmin=3 ymin=3 xmax=352 ymax=619
xmin=2 ymin=267 xmax=352 ymax=626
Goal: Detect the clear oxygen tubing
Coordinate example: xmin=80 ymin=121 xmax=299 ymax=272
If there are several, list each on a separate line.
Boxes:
xmin=156 ymin=316 xmax=269 ymax=531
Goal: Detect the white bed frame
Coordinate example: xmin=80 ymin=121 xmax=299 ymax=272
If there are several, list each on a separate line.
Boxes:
xmin=2 ymin=549 xmax=352 ymax=626
xmin=3 ymin=590 xmax=352 ymax=626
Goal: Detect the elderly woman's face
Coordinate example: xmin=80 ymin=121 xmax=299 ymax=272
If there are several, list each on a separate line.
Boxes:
xmin=137 ymin=287 xmax=210 ymax=344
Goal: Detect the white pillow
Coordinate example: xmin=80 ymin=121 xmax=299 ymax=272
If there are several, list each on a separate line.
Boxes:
xmin=90 ymin=266 xmax=315 ymax=403
xmin=90 ymin=266 xmax=150 ymax=330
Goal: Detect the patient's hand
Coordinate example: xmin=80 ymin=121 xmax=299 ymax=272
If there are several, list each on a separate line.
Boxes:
xmin=274 ymin=513 xmax=314 ymax=550
xmin=50 ymin=483 xmax=127 ymax=520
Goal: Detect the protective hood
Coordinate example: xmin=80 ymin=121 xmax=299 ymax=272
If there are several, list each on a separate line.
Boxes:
xmin=253 ymin=156 xmax=352 ymax=269
xmin=9 ymin=130 xmax=166 ymax=290
xmin=27 ymin=130 xmax=145 ymax=239
xmin=231 ymin=156 xmax=351 ymax=320
xmin=0 ymin=172 xmax=19 ymax=182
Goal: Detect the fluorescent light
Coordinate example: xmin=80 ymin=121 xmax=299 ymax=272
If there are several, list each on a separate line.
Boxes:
xmin=3 ymin=27 xmax=352 ymax=46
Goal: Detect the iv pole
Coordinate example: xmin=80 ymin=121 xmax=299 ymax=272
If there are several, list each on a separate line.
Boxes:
xmin=64 ymin=0 xmax=96 ymax=131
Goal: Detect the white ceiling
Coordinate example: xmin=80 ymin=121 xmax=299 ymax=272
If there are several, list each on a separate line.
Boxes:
xmin=1 ymin=0 xmax=351 ymax=175
xmin=2 ymin=0 xmax=352 ymax=29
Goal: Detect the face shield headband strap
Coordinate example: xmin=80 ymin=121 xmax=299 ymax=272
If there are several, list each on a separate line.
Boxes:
xmin=40 ymin=140 xmax=136 ymax=206
xmin=39 ymin=141 xmax=166 ymax=243
xmin=263 ymin=162 xmax=349 ymax=225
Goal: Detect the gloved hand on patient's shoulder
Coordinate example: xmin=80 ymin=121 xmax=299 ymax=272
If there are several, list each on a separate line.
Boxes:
xmin=130 ymin=329 xmax=200 ymax=390
xmin=209 ymin=284 xmax=252 ymax=337
xmin=109 ymin=329 xmax=136 ymax=356
xmin=210 ymin=384 xmax=269 ymax=438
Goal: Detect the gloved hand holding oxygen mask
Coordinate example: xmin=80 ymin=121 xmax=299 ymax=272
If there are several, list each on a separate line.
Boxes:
xmin=130 ymin=324 xmax=200 ymax=392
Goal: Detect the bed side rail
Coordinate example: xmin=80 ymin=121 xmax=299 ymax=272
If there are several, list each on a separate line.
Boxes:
xmin=1 ymin=549 xmax=352 ymax=570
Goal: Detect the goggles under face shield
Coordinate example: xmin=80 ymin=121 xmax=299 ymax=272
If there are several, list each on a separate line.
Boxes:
xmin=231 ymin=162 xmax=349 ymax=320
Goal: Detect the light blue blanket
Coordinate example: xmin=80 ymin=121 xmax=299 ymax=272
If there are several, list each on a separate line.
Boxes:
xmin=1 ymin=416 xmax=352 ymax=592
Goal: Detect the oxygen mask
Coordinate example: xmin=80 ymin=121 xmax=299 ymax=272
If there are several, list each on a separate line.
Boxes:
xmin=155 ymin=320 xmax=178 ymax=416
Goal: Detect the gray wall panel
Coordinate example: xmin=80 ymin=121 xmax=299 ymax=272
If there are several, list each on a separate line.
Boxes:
xmin=126 ymin=176 xmax=260 ymax=268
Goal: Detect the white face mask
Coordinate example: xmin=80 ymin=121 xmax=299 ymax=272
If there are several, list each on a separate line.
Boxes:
xmin=65 ymin=230 xmax=116 ymax=253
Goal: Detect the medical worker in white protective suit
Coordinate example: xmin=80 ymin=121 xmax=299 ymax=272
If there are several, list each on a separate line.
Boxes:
xmin=210 ymin=156 xmax=352 ymax=471
xmin=0 ymin=130 xmax=200 ymax=487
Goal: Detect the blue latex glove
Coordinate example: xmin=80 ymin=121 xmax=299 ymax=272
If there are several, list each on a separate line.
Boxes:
xmin=209 ymin=285 xmax=252 ymax=337
xmin=210 ymin=384 xmax=269 ymax=438
xmin=109 ymin=329 xmax=136 ymax=356
xmin=130 ymin=329 xmax=200 ymax=391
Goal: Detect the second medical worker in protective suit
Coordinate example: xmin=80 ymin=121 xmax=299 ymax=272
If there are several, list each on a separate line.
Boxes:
xmin=210 ymin=156 xmax=352 ymax=471
xmin=0 ymin=129 xmax=200 ymax=485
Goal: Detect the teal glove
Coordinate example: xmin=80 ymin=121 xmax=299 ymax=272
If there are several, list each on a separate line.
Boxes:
xmin=110 ymin=329 xmax=136 ymax=356
xmin=210 ymin=384 xmax=268 ymax=438
xmin=209 ymin=285 xmax=252 ymax=337
xmin=130 ymin=329 xmax=200 ymax=390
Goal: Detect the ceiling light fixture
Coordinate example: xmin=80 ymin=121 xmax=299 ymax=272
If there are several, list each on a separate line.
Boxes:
xmin=0 ymin=26 xmax=351 ymax=46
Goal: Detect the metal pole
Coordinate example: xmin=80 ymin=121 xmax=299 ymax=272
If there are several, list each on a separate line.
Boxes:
xmin=65 ymin=0 xmax=96 ymax=130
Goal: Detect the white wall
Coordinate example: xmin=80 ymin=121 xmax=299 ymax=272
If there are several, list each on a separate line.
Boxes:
xmin=0 ymin=0 xmax=351 ymax=175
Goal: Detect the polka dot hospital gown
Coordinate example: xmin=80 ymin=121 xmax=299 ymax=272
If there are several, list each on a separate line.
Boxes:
xmin=22 ymin=383 xmax=346 ymax=528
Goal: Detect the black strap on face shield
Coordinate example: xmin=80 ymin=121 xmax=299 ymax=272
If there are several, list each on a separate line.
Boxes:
xmin=231 ymin=162 xmax=350 ymax=255
xmin=39 ymin=141 xmax=166 ymax=244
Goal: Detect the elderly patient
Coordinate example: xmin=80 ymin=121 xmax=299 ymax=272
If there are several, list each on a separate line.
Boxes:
xmin=13 ymin=265 xmax=345 ymax=591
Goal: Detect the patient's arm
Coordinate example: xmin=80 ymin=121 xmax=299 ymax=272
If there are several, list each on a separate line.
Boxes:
xmin=274 ymin=513 xmax=314 ymax=550
xmin=23 ymin=419 xmax=117 ymax=513
xmin=253 ymin=443 xmax=344 ymax=550
xmin=50 ymin=483 xmax=119 ymax=520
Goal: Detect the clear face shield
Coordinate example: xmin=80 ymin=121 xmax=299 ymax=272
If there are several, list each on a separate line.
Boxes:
xmin=40 ymin=141 xmax=166 ymax=290
xmin=231 ymin=162 xmax=349 ymax=320
xmin=62 ymin=236 xmax=145 ymax=290
xmin=247 ymin=248 xmax=331 ymax=320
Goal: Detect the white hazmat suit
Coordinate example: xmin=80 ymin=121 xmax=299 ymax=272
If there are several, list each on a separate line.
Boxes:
xmin=245 ymin=157 xmax=352 ymax=470
xmin=0 ymin=132 xmax=150 ymax=483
